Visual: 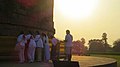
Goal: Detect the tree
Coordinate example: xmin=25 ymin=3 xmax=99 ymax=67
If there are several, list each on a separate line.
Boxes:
xmin=113 ymin=39 xmax=120 ymax=52
xmin=72 ymin=38 xmax=88 ymax=56
xmin=102 ymin=33 xmax=108 ymax=44
xmin=88 ymin=39 xmax=105 ymax=52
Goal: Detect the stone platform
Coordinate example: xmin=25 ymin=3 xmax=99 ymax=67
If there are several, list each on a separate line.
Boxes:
xmin=72 ymin=56 xmax=117 ymax=67
xmin=0 ymin=56 xmax=117 ymax=67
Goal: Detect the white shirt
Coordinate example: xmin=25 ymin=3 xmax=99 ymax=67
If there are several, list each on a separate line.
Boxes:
xmin=65 ymin=34 xmax=73 ymax=47
xmin=34 ymin=35 xmax=40 ymax=42
xmin=26 ymin=34 xmax=31 ymax=40
xmin=34 ymin=35 xmax=43 ymax=48
xmin=43 ymin=35 xmax=49 ymax=45
xmin=36 ymin=38 xmax=43 ymax=48
xmin=17 ymin=34 xmax=24 ymax=42
xmin=19 ymin=41 xmax=25 ymax=47
xmin=29 ymin=39 xmax=36 ymax=48
xmin=17 ymin=34 xmax=25 ymax=47
xmin=52 ymin=38 xmax=59 ymax=46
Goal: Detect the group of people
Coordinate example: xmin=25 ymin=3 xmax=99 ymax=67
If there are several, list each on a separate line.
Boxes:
xmin=15 ymin=31 xmax=51 ymax=63
xmin=15 ymin=30 xmax=73 ymax=63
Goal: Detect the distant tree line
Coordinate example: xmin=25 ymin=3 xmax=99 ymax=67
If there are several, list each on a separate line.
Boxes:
xmin=88 ymin=39 xmax=120 ymax=53
xmin=113 ymin=39 xmax=120 ymax=52
xmin=88 ymin=33 xmax=120 ymax=53
xmin=88 ymin=39 xmax=111 ymax=53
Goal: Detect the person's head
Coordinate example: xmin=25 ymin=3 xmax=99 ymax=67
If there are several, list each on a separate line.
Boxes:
xmin=20 ymin=31 xmax=24 ymax=34
xmin=42 ymin=32 xmax=46 ymax=36
xmin=66 ymin=30 xmax=70 ymax=34
xmin=28 ymin=31 xmax=32 ymax=35
xmin=18 ymin=31 xmax=24 ymax=36
xmin=50 ymin=35 xmax=54 ymax=39
xmin=36 ymin=31 xmax=39 ymax=35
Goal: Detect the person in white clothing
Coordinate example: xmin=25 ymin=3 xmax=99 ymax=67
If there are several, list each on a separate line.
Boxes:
xmin=24 ymin=31 xmax=32 ymax=62
xmin=28 ymin=35 xmax=36 ymax=63
xmin=64 ymin=30 xmax=73 ymax=61
xmin=42 ymin=33 xmax=50 ymax=62
xmin=51 ymin=35 xmax=60 ymax=61
xmin=26 ymin=31 xmax=32 ymax=40
xmin=34 ymin=31 xmax=43 ymax=62
xmin=15 ymin=31 xmax=26 ymax=63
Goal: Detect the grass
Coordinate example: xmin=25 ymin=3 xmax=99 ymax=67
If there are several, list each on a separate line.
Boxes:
xmin=89 ymin=52 xmax=120 ymax=55
xmin=90 ymin=54 xmax=120 ymax=67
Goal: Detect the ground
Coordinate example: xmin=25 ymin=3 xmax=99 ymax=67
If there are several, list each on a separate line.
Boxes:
xmin=0 ymin=56 xmax=117 ymax=67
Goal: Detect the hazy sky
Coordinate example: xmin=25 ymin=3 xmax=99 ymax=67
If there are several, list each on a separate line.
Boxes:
xmin=53 ymin=0 xmax=120 ymax=45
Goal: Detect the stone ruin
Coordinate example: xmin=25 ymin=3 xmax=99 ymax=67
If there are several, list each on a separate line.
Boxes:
xmin=0 ymin=0 xmax=54 ymax=36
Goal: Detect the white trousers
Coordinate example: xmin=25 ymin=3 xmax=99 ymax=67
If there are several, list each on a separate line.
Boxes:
xmin=44 ymin=45 xmax=50 ymax=61
xmin=19 ymin=48 xmax=25 ymax=62
xmin=28 ymin=47 xmax=36 ymax=62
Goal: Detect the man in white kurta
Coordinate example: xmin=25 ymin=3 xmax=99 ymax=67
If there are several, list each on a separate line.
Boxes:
xmin=28 ymin=36 xmax=36 ymax=63
xmin=42 ymin=33 xmax=50 ymax=62
xmin=64 ymin=30 xmax=73 ymax=61
xmin=35 ymin=31 xmax=43 ymax=62
xmin=16 ymin=32 xmax=26 ymax=63
xmin=25 ymin=32 xmax=32 ymax=62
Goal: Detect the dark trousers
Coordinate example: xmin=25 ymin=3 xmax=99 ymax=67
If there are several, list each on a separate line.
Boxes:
xmin=51 ymin=45 xmax=57 ymax=61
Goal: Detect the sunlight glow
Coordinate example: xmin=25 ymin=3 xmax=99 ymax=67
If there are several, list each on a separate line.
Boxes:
xmin=55 ymin=0 xmax=99 ymax=19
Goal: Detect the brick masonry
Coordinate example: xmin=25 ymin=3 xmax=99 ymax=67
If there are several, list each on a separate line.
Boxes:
xmin=0 ymin=0 xmax=54 ymax=36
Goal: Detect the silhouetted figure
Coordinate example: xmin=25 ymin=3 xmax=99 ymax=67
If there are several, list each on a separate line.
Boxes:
xmin=64 ymin=30 xmax=73 ymax=61
xmin=51 ymin=35 xmax=60 ymax=61
xmin=102 ymin=33 xmax=107 ymax=44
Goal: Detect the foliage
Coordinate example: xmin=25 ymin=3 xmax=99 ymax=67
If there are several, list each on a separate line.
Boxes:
xmin=72 ymin=39 xmax=88 ymax=56
xmin=113 ymin=39 xmax=120 ymax=52
xmin=88 ymin=39 xmax=112 ymax=53
xmin=88 ymin=39 xmax=106 ymax=52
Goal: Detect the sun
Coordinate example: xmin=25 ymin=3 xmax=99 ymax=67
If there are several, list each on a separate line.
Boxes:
xmin=54 ymin=0 xmax=99 ymax=19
